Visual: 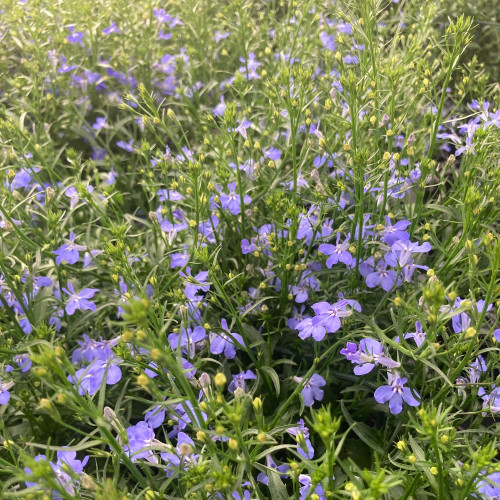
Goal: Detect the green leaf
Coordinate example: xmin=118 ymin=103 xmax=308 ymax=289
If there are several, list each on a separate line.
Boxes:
xmin=340 ymin=400 xmax=385 ymax=455
xmin=267 ymin=470 xmax=289 ymax=500
xmin=260 ymin=366 xmax=281 ymax=396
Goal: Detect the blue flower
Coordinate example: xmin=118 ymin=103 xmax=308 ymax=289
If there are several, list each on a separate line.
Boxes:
xmin=476 ymin=471 xmax=500 ymax=498
xmin=299 ymin=474 xmax=328 ymax=500
xmin=286 ymin=419 xmax=314 ymax=459
xmin=121 ymin=421 xmax=160 ymax=463
xmin=24 ymin=450 xmax=88 ymax=498
xmin=374 ymin=373 xmax=420 ymax=414
xmin=0 ymin=379 xmax=14 ymax=405
xmin=379 ymin=216 xmax=411 ymax=245
xmin=309 ymin=299 xmax=355 ymax=336
xmin=294 ymin=373 xmax=326 ymax=406
xmin=389 ymin=240 xmax=431 ymax=267
xmin=228 ymin=370 xmax=257 ymax=393
xmin=404 ymin=321 xmax=426 ymax=347
xmin=318 ymin=232 xmax=353 ymax=267
xmin=62 ymin=283 xmax=99 ymax=315
xmin=53 ymin=232 xmax=86 ymax=265
xmin=68 ymin=357 xmax=122 ymax=396
xmin=364 ymin=260 xmax=398 ymax=291
xmin=168 ymin=326 xmax=206 ymax=358
xmin=257 ymin=454 xmax=289 ymax=485
xmin=102 ymin=21 xmax=120 ymax=35
xmin=218 ymin=182 xmax=252 ymax=215
xmin=478 ymin=385 xmax=500 ymax=413
xmin=340 ymin=338 xmax=400 ymax=375
xmin=209 ymin=319 xmax=244 ymax=359
xmin=160 ymin=432 xmax=199 ymax=477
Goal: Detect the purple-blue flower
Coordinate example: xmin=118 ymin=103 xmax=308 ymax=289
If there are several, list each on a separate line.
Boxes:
xmin=286 ymin=419 xmax=314 ymax=459
xmin=294 ymin=373 xmax=326 ymax=407
xmin=121 ymin=421 xmax=160 ymax=463
xmin=404 ymin=321 xmax=426 ymax=347
xmin=53 ymin=232 xmax=86 ymax=265
xmin=340 ymin=338 xmax=400 ymax=375
xmin=0 ymin=379 xmax=14 ymax=405
xmin=209 ymin=319 xmax=244 ymax=359
xmin=374 ymin=373 xmax=420 ymax=414
xmin=68 ymin=357 xmax=122 ymax=396
xmin=318 ymin=232 xmax=353 ymax=267
xmin=365 ymin=261 xmax=398 ymax=292
xmin=390 ymin=240 xmax=431 ymax=267
xmin=218 ymin=182 xmax=252 ymax=215
xmin=228 ymin=370 xmax=257 ymax=393
xmin=310 ymin=299 xmax=354 ymax=335
xmin=62 ymin=283 xmax=99 ymax=315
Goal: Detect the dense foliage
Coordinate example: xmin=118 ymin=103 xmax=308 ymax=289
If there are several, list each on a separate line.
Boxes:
xmin=0 ymin=0 xmax=499 ymax=498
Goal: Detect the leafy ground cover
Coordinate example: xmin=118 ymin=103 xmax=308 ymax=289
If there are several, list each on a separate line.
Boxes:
xmin=0 ymin=0 xmax=499 ymax=498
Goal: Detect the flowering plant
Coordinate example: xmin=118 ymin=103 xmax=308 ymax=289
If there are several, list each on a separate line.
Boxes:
xmin=0 ymin=0 xmax=499 ymax=498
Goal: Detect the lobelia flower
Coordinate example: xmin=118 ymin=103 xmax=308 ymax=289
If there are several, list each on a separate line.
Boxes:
xmin=92 ymin=116 xmax=108 ymax=130
xmin=364 ymin=260 xmax=398 ymax=292
xmin=121 ymin=421 xmax=162 ymax=463
xmin=160 ymin=432 xmax=199 ymax=477
xmin=340 ymin=339 xmax=400 ymax=375
xmin=287 ymin=305 xmax=308 ymax=330
xmin=0 ymin=379 xmax=14 ymax=405
xmin=476 ymin=471 xmax=500 ymax=499
xmin=286 ymin=419 xmax=314 ymax=459
xmin=102 ymin=21 xmax=120 ymax=35
xmin=179 ymin=267 xmax=210 ymax=300
xmin=116 ymin=139 xmax=134 ymax=152
xmin=468 ymin=356 xmax=487 ymax=384
xmin=214 ymin=30 xmax=230 ymax=43
xmin=230 ymin=119 xmax=253 ymax=139
xmin=53 ymin=232 xmax=86 ymax=265
xmin=159 ymin=218 xmax=188 ymax=245
xmin=374 ymin=372 xmax=420 ymax=415
xmin=390 ymin=240 xmax=431 ymax=267
xmin=168 ymin=326 xmax=206 ymax=358
xmin=209 ymin=319 xmax=244 ymax=359
xmin=228 ymin=370 xmax=257 ymax=393
xmin=62 ymin=283 xmax=99 ymax=315
xmin=71 ymin=334 xmax=120 ymax=364
xmin=171 ymin=245 xmax=190 ymax=268
xmin=318 ymin=232 xmax=353 ymax=267
xmin=295 ymin=316 xmax=328 ymax=341
xmin=64 ymin=184 xmax=94 ymax=210
xmin=158 ymin=188 xmax=184 ymax=202
xmin=310 ymin=299 xmax=355 ymax=335
xmin=478 ymin=386 xmax=500 ymax=414
xmin=291 ymin=270 xmax=320 ymax=304
xmin=25 ymin=450 xmax=89 ymax=498
xmin=256 ymin=455 xmax=290 ymax=485
xmin=171 ymin=400 xmax=207 ymax=431
xmin=14 ymin=353 xmax=32 ymax=372
xmin=319 ymin=31 xmax=335 ymax=51
xmin=294 ymin=373 xmax=326 ymax=407
xmin=379 ymin=217 xmax=411 ymax=245
xmin=213 ymin=95 xmax=226 ymax=116
xmin=400 ymin=259 xmax=428 ymax=282
xmin=238 ymin=53 xmax=261 ymax=80
xmin=494 ymin=329 xmax=500 ymax=342
xmin=66 ymin=26 xmax=84 ymax=44
xmin=299 ymin=474 xmax=328 ymax=500
xmin=198 ymin=215 xmax=219 ymax=246
xmin=404 ymin=321 xmax=427 ymax=347
xmin=68 ymin=357 xmax=122 ymax=396
xmin=218 ymin=182 xmax=252 ymax=216
xmin=262 ymin=146 xmax=281 ymax=162
xmin=83 ymin=249 xmax=104 ymax=267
